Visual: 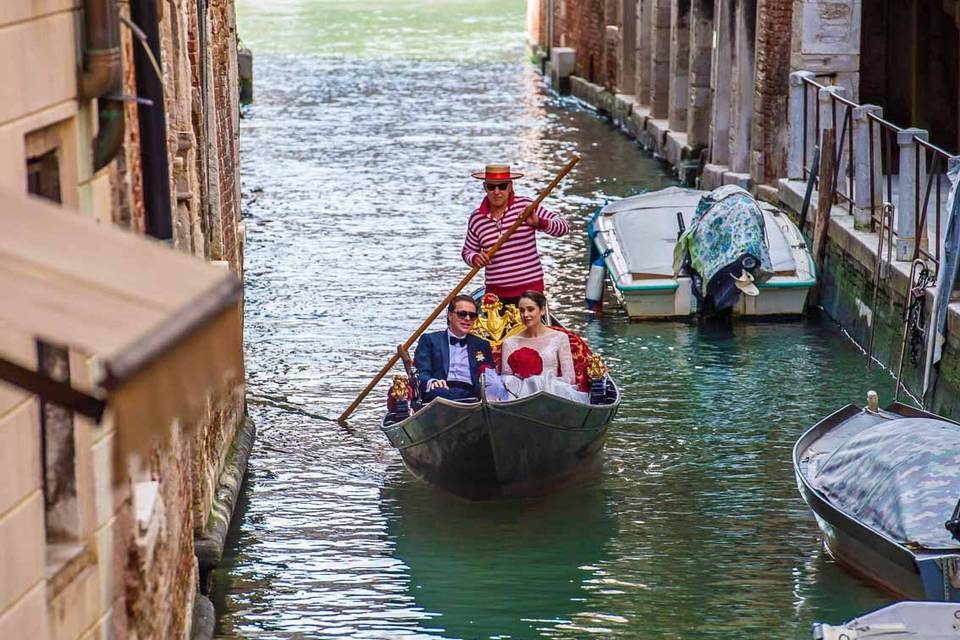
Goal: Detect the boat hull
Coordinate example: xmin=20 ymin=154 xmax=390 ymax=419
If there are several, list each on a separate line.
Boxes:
xmin=814 ymin=601 xmax=960 ymax=640
xmin=793 ymin=403 xmax=960 ymax=601
xmin=614 ymin=277 xmax=811 ymax=319
xmin=382 ymin=387 xmax=619 ymax=500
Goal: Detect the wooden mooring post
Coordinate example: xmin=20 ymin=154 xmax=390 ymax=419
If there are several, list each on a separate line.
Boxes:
xmin=809 ymin=127 xmax=836 ymax=306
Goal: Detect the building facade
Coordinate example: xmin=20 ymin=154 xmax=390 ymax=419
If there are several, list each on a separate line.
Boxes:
xmin=0 ymin=0 xmax=245 ymax=638
xmin=528 ymin=0 xmax=960 ymax=192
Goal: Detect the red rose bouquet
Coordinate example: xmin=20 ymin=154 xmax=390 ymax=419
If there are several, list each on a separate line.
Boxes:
xmin=507 ymin=347 xmax=543 ymax=380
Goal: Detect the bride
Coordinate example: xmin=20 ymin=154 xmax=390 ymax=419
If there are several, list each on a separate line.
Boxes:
xmin=498 ymin=290 xmax=589 ymax=403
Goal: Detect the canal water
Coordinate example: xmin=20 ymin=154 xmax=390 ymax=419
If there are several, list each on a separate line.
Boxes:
xmin=215 ymin=1 xmax=898 ymax=637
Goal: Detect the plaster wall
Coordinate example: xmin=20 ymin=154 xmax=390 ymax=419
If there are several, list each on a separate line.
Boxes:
xmin=619 ymin=0 xmax=638 ymax=93
xmin=729 ymin=0 xmax=756 ymax=175
xmin=790 ymin=0 xmax=861 ymax=99
xmin=668 ymin=0 xmax=691 ymax=131
xmin=709 ymin=0 xmax=734 ymax=165
xmin=650 ymin=0 xmax=672 ymax=118
xmin=635 ymin=0 xmax=653 ymax=103
xmin=687 ymin=0 xmax=714 ymax=148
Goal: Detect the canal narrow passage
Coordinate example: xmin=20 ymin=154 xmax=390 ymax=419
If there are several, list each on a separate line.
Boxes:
xmin=214 ymin=1 xmax=898 ymax=637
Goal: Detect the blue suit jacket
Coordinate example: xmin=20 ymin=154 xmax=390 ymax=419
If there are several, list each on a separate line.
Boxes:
xmin=413 ymin=330 xmax=495 ymax=396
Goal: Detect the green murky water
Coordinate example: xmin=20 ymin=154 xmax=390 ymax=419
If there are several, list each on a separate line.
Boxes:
xmin=213 ymin=1 xmax=898 ymax=637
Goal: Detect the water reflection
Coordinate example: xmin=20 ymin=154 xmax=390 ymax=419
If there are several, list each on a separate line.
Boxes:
xmin=381 ymin=472 xmax=616 ymax=638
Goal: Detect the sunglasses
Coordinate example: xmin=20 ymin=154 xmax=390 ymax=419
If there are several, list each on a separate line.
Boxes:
xmin=453 ymin=310 xmax=478 ymax=319
xmin=484 ymin=182 xmax=510 ymax=192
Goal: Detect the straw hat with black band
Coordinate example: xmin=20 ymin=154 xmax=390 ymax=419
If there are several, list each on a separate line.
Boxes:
xmin=471 ymin=164 xmax=524 ymax=181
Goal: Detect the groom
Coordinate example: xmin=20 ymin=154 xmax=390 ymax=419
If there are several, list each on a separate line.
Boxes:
xmin=414 ymin=294 xmax=495 ymax=402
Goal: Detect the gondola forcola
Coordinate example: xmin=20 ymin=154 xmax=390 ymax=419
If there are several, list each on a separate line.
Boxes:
xmin=587 ymin=185 xmax=815 ymax=319
xmin=381 ymin=292 xmax=620 ymax=500
xmin=794 ymin=398 xmax=960 ymax=601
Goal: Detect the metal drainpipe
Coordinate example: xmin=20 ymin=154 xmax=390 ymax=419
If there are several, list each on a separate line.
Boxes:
xmin=130 ymin=0 xmax=173 ymax=241
xmin=79 ymin=0 xmax=125 ymax=171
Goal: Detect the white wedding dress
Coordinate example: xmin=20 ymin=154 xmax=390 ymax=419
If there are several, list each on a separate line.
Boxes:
xmin=499 ymin=331 xmax=589 ymax=404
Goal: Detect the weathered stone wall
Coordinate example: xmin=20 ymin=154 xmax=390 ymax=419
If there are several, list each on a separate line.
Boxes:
xmin=114 ymin=0 xmax=147 ymax=233
xmin=565 ymin=0 xmax=609 ymax=83
xmin=785 ymin=202 xmax=960 ymax=420
xmin=211 ymin=0 xmax=243 ymax=271
xmin=127 ymin=427 xmax=198 ymax=640
xmin=527 ymin=0 xmax=546 ymax=49
xmin=132 ymin=0 xmax=246 ymax=629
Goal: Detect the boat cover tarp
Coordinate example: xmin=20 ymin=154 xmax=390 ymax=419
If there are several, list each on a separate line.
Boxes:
xmin=812 ymin=417 xmax=960 ymax=549
xmin=602 ymin=186 xmax=794 ymax=277
xmin=672 ymin=185 xmax=774 ymax=298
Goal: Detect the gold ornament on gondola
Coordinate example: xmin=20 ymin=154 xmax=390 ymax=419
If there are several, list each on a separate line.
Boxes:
xmin=587 ymin=354 xmax=608 ymax=381
xmin=471 ymin=293 xmax=525 ymax=347
xmin=391 ymin=374 xmax=409 ymax=401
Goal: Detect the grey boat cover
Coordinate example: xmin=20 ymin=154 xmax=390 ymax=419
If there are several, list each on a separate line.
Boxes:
xmin=601 ymin=186 xmax=794 ymax=278
xmin=812 ymin=417 xmax=960 ymax=549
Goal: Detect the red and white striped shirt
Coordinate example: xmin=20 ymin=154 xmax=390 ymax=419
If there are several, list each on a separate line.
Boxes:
xmin=461 ymin=194 xmax=569 ymax=298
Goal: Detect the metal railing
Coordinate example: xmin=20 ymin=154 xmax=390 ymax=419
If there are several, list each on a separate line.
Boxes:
xmin=914 ymin=137 xmax=953 ymax=267
xmin=792 ymin=70 xmax=956 ymax=277
xmin=866 ymin=112 xmax=902 ymax=231
xmin=800 ymin=75 xmax=855 ymax=215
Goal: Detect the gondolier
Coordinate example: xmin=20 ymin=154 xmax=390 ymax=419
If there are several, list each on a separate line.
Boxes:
xmin=462 ymin=164 xmax=569 ymax=306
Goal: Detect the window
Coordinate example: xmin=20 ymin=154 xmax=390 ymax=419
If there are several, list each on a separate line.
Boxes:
xmin=37 ymin=341 xmax=79 ymax=543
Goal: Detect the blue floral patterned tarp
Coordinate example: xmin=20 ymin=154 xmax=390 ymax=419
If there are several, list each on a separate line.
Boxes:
xmin=812 ymin=417 xmax=960 ymax=550
xmin=672 ymin=185 xmax=773 ymax=297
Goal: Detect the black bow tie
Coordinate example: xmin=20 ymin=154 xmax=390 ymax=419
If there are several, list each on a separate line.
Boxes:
xmin=449 ymin=335 xmax=467 ymax=347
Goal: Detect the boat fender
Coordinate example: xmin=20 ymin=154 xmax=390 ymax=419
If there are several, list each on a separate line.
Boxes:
xmin=586 ymin=250 xmax=612 ymax=312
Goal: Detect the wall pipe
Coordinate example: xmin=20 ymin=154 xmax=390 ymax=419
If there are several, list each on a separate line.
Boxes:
xmin=79 ymin=0 xmax=125 ymax=171
xmin=130 ymin=0 xmax=173 ymax=241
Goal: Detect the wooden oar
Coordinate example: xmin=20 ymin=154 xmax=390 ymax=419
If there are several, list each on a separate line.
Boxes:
xmin=338 ymin=155 xmax=581 ymax=423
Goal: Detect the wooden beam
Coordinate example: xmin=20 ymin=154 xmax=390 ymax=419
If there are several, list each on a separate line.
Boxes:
xmin=0 ymin=357 xmax=105 ymax=421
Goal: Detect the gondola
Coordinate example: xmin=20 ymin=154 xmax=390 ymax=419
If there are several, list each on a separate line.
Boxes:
xmin=793 ymin=401 xmax=960 ymax=600
xmin=380 ymin=293 xmax=620 ymax=500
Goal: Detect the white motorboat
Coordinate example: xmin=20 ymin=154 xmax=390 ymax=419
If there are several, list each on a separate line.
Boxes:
xmin=813 ymin=601 xmax=960 ymax=639
xmin=587 ymin=186 xmax=815 ymax=319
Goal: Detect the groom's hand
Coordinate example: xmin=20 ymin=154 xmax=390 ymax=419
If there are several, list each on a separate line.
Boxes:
xmin=427 ymin=379 xmax=448 ymax=391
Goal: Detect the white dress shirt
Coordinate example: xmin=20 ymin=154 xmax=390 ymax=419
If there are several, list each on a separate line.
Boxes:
xmin=445 ymin=330 xmax=472 ymax=384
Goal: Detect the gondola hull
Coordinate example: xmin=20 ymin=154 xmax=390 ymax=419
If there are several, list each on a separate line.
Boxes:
xmin=381 ymin=386 xmax=619 ymax=500
xmin=793 ymin=403 xmax=960 ymax=601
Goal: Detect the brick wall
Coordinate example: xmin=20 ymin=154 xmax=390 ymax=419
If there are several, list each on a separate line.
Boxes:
xmin=565 ymin=0 xmax=608 ymax=83
xmin=117 ymin=0 xmax=245 ymax=634
xmin=751 ymin=0 xmax=793 ymax=184
xmin=527 ymin=0 xmax=547 ymax=49
xmin=211 ymin=0 xmax=242 ymax=272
